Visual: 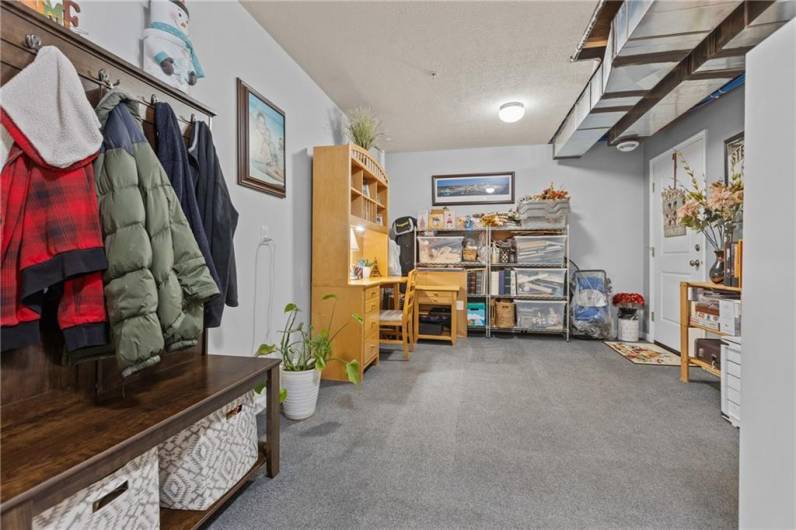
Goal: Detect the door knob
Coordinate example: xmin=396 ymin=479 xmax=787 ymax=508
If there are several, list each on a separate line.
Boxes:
xmin=694 ymin=243 xmax=701 ymax=252
xmin=689 ymin=259 xmax=701 ymax=268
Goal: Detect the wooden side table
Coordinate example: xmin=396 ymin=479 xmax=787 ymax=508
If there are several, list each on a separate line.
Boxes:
xmin=414 ymin=284 xmax=458 ymax=345
xmin=679 ymin=280 xmax=742 ymax=382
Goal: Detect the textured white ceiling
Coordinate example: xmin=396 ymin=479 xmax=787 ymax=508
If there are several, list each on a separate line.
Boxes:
xmin=242 ymin=1 xmax=599 ymax=152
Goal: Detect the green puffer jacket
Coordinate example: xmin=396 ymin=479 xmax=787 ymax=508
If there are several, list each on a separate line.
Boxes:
xmin=94 ymin=91 xmax=219 ymax=376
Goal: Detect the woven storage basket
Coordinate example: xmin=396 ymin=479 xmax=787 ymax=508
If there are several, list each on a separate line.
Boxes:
xmin=493 ymin=300 xmax=515 ymax=328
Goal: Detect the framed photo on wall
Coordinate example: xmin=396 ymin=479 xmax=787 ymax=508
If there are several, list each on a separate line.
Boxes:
xmin=431 ymin=172 xmax=515 ymax=206
xmin=237 ymin=78 xmax=286 ymax=198
xmin=724 ymin=132 xmax=744 ymax=184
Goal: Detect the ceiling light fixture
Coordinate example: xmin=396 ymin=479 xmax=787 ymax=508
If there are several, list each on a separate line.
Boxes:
xmin=498 ymin=102 xmax=525 ymax=123
xmin=616 ymin=138 xmax=640 ymax=152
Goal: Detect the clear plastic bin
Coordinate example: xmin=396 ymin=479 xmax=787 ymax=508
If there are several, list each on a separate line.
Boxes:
xmin=514 ymin=269 xmax=566 ymax=298
xmin=418 ymin=236 xmax=463 ymax=264
xmin=513 ymin=235 xmax=566 ymax=266
xmin=515 ymin=300 xmax=566 ymax=331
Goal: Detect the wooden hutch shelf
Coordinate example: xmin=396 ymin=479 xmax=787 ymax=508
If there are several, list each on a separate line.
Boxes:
xmin=679 ymin=280 xmax=742 ymax=382
xmin=313 ymin=144 xmax=391 ymax=382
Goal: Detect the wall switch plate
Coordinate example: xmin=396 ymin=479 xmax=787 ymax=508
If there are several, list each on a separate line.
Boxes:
xmin=456 ymin=301 xmax=464 ymax=311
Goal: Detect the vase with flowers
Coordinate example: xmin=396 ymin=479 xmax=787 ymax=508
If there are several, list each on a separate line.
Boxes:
xmin=675 ymin=152 xmax=744 ymax=283
xmin=612 ymin=292 xmax=645 ymax=342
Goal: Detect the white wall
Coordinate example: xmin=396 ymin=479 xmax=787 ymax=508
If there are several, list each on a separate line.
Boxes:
xmin=386 ymin=143 xmax=646 ymax=295
xmin=79 ymin=2 xmax=344 ymax=354
xmin=739 ymin=19 xmax=796 ymax=529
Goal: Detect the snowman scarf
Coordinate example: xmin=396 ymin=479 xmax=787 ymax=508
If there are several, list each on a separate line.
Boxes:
xmin=148 ymin=21 xmax=205 ymax=79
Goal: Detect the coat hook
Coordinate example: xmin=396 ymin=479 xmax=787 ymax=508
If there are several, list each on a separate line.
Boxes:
xmin=97 ymin=69 xmax=120 ymax=90
xmin=190 ymin=113 xmax=196 ymax=124
xmin=151 ymin=94 xmax=158 ymax=105
xmin=24 ymin=34 xmax=42 ymax=52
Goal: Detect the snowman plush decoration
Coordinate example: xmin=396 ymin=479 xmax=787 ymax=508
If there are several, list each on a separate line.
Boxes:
xmin=142 ymin=0 xmax=204 ymax=92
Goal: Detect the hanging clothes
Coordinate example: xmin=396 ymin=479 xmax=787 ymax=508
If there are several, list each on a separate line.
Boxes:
xmin=94 ymin=90 xmax=219 ymax=376
xmin=154 ymin=102 xmax=220 ymax=292
xmin=187 ymin=120 xmax=239 ymax=328
xmin=0 ymin=46 xmax=108 ymax=352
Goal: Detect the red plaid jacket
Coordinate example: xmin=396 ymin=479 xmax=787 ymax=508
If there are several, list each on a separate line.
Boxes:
xmin=1 ymin=111 xmax=108 ymax=351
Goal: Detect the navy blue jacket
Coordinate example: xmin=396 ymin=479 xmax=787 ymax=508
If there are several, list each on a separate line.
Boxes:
xmin=154 ymin=103 xmax=221 ymax=313
xmin=187 ymin=121 xmax=239 ymax=328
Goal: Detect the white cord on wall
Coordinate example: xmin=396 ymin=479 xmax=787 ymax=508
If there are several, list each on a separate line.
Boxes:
xmin=250 ymin=237 xmax=275 ymax=354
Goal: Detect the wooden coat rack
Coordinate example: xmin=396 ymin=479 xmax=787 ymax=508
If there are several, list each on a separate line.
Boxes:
xmin=0 ymin=3 xmax=280 ymax=529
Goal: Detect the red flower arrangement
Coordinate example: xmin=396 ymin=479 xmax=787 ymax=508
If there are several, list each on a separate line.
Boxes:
xmin=612 ymin=292 xmax=645 ymax=308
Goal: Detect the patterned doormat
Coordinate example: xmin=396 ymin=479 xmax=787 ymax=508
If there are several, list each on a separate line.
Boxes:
xmin=604 ymin=341 xmax=680 ymax=366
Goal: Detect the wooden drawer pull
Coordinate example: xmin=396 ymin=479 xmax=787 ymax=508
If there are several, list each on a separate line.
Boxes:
xmin=225 ymin=403 xmax=243 ymax=419
xmin=92 ymin=480 xmax=128 ymax=513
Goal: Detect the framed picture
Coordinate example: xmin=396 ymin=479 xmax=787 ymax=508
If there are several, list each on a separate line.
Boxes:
xmin=431 ymin=172 xmax=515 ymax=206
xmin=724 ymin=132 xmax=744 ymax=184
xmin=237 ymin=78 xmax=286 ymax=198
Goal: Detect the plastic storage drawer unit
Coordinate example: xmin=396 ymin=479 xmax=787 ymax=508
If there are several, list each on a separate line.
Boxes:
xmin=418 ymin=236 xmax=463 ymax=264
xmin=33 ymin=448 xmax=160 ymax=530
xmin=513 ymin=236 xmax=566 ymax=266
xmin=514 ymin=268 xmax=566 ymax=298
xmin=159 ymin=391 xmax=259 ymax=510
xmin=515 ymin=300 xmax=566 ymax=331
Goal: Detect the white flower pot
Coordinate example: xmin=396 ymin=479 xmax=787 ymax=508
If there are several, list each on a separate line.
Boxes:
xmin=362 ymin=266 xmax=372 ymax=280
xmin=618 ymin=318 xmax=640 ymax=342
xmin=281 ymin=367 xmax=321 ymax=420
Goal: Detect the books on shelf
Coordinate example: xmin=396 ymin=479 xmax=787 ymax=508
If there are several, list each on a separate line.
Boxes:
xmin=489 ymin=270 xmax=515 ymax=296
xmin=467 ymin=269 xmax=486 ymax=296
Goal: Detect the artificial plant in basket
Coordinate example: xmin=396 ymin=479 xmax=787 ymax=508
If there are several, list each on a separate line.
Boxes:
xmin=257 ymin=294 xmax=362 ymax=420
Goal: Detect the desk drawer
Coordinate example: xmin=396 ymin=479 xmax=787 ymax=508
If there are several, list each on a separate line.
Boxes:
xmin=364 ymin=340 xmax=379 ymax=363
xmin=365 ymin=297 xmax=380 ymax=315
xmin=365 ymin=286 xmax=379 ymax=301
xmin=364 ymin=314 xmax=380 ymax=340
xmin=417 ymin=290 xmax=455 ymax=305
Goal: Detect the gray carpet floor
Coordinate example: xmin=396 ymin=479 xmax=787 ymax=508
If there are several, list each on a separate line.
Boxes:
xmin=209 ymin=337 xmax=739 ymax=529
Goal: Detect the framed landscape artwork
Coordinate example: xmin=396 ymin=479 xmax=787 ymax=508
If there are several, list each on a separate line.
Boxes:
xmin=237 ymin=78 xmax=286 ymax=198
xmin=431 ymin=172 xmax=515 ymax=206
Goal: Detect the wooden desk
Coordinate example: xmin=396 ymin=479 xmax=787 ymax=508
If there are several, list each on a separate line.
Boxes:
xmin=679 ymin=280 xmax=742 ymax=383
xmin=317 ymin=276 xmax=406 ymax=382
xmin=415 ymin=284 xmax=459 ymax=345
xmin=0 ymin=355 xmax=280 ymax=530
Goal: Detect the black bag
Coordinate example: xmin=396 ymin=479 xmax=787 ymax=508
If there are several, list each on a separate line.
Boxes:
xmin=392 ymin=216 xmax=416 ymax=275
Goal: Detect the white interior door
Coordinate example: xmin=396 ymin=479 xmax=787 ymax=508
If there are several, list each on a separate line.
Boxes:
xmin=650 ymin=131 xmax=706 ymax=351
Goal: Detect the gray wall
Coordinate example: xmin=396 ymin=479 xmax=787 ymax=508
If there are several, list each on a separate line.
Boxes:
xmin=739 ymin=19 xmax=796 ymax=529
xmin=386 ymin=143 xmax=646 ymax=295
xmin=80 ymin=2 xmax=345 ymax=355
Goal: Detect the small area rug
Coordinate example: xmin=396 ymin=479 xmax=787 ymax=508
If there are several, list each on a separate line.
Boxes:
xmin=604 ymin=341 xmax=680 ymax=366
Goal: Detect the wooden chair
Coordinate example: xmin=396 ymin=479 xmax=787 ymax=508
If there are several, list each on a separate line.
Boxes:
xmin=379 ymin=270 xmax=416 ymax=359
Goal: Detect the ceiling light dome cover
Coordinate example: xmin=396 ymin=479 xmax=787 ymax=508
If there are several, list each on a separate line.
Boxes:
xmin=499 ymin=102 xmax=525 ymax=123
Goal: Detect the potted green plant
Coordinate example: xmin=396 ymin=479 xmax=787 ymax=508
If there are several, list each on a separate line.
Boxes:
xmin=257 ymin=295 xmax=362 ymax=420
xmin=346 ymin=107 xmax=383 ymax=151
xmin=358 ymin=258 xmax=375 ymax=280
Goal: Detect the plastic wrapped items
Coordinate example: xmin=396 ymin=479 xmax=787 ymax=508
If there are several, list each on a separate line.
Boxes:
xmin=515 ymin=300 xmax=566 ymax=331
xmin=570 ymin=270 xmax=612 ymax=339
xmin=515 ymin=268 xmax=566 ymax=298
xmin=418 ymin=236 xmax=463 ymax=264
xmin=513 ymin=236 xmax=566 ymax=266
